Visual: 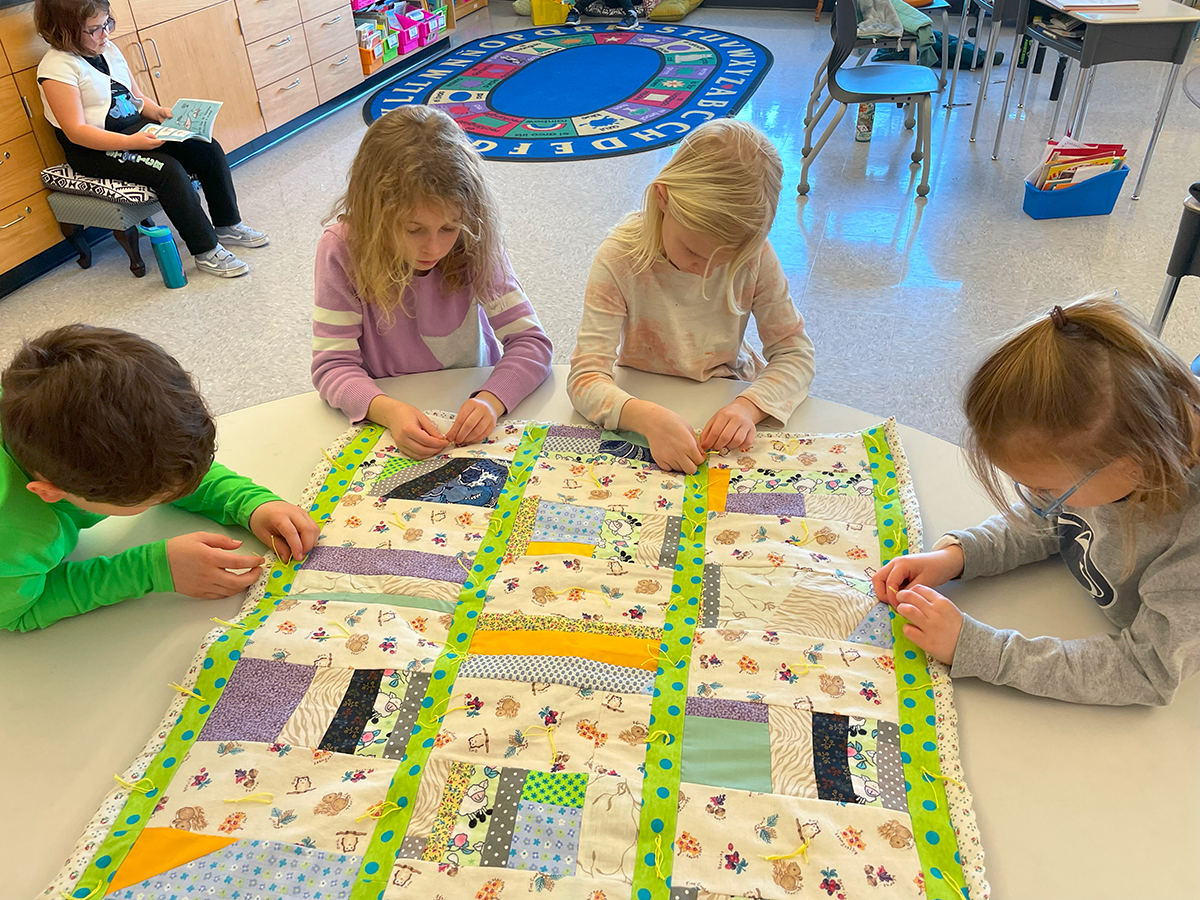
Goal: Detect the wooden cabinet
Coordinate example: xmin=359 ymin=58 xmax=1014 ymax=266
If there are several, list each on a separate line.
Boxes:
xmin=302 ymin=9 xmax=354 ymax=65
xmin=0 ymin=132 xmax=46 ymax=209
xmin=0 ymin=74 xmax=27 ymax=144
xmin=0 ymin=4 xmax=47 ymax=72
xmin=246 ymin=25 xmax=310 ymax=88
xmin=108 ymin=0 xmax=137 ymax=38
xmin=127 ymin=0 xmax=221 ymax=30
xmin=298 ymin=0 xmax=341 ymax=20
xmin=11 ymin=68 xmax=64 ymax=167
xmin=312 ymin=46 xmax=361 ymax=104
xmin=0 ymin=191 xmax=61 ymax=271
xmin=236 ymin=0 xmax=302 ymax=44
xmin=257 ymin=65 xmax=317 ymax=131
xmin=111 ymin=32 xmax=157 ymax=102
xmin=138 ymin=1 xmax=265 ymax=149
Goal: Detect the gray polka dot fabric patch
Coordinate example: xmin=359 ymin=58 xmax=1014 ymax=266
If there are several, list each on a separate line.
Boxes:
xmin=479 ymin=767 xmax=529 ymax=867
xmin=701 ymin=564 xmax=721 ymax=628
xmin=875 ymin=738 xmax=908 ymax=811
xmin=658 ymin=516 xmax=683 ymax=567
xmin=382 ymin=670 xmax=431 ymax=760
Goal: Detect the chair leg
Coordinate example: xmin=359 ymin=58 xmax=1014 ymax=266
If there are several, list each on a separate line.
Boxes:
xmin=971 ymin=8 xmax=985 ymax=70
xmin=917 ymin=95 xmax=932 ymax=196
xmin=815 ymin=0 xmax=823 ymax=21
xmin=113 ymin=226 xmax=147 ymax=278
xmin=1048 ymin=56 xmax=1073 ymax=139
xmin=807 ymin=56 xmax=830 ymax=126
xmin=904 ymin=102 xmax=916 ymax=129
xmin=991 ymin=29 xmax=1024 ymax=159
xmin=59 ymin=223 xmax=91 ymax=270
xmin=803 ymin=93 xmax=835 ymax=156
xmin=969 ymin=18 xmax=1002 ymax=140
xmin=798 ymin=102 xmax=849 ymax=195
xmin=945 ymin=0 xmax=973 ymax=108
xmin=1017 ymin=38 xmax=1038 ymax=108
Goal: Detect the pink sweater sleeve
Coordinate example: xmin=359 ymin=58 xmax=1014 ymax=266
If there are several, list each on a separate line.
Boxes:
xmin=476 ymin=252 xmax=554 ymax=414
xmin=566 ymin=243 xmax=635 ymax=430
xmin=310 ymin=229 xmax=384 ymax=424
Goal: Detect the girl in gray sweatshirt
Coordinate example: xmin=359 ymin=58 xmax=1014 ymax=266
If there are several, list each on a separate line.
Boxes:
xmin=871 ymin=296 xmax=1199 ymax=706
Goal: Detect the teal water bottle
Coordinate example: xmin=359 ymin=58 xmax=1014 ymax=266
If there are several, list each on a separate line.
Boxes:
xmin=137 ymin=224 xmax=187 ymax=288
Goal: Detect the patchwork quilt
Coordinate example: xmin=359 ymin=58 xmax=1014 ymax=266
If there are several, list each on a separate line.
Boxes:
xmin=47 ymin=416 xmax=990 ymax=900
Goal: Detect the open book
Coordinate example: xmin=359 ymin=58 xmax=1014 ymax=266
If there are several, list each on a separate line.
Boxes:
xmin=140 ymin=99 xmax=223 ymax=142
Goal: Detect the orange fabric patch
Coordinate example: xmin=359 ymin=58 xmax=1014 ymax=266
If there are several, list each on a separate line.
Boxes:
xmin=108 ymin=827 xmax=238 ymax=892
xmin=525 ymin=541 xmax=597 ymax=557
xmin=468 ymin=629 xmax=660 ymax=671
xmin=708 ymin=468 xmax=731 ymax=513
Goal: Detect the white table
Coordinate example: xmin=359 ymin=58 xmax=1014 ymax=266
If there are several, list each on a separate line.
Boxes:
xmin=2 ymin=367 xmax=1196 ymax=900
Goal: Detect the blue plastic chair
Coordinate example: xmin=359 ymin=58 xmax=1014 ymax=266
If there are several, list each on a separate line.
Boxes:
xmin=799 ymin=0 xmax=939 ymax=197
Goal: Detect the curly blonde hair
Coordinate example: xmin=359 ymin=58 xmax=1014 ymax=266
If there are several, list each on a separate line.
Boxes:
xmin=964 ymin=293 xmax=1200 ymax=517
xmin=607 ymin=118 xmax=783 ymax=314
xmin=326 ymin=106 xmax=504 ymax=320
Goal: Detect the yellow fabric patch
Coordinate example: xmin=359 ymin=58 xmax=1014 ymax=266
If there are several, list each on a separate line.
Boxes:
xmin=525 ymin=541 xmax=597 ymax=557
xmin=467 ymin=629 xmax=660 ymax=670
xmin=108 ymin=827 xmax=238 ymax=891
xmin=708 ymin=468 xmax=731 ymax=513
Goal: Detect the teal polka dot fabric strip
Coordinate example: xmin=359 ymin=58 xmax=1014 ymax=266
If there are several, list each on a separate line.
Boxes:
xmin=863 ymin=422 xmax=969 ymax=900
xmin=70 ymin=425 xmax=383 ymax=900
xmin=629 ymin=466 xmax=709 ymax=900
xmin=348 ymin=423 xmax=549 ymax=900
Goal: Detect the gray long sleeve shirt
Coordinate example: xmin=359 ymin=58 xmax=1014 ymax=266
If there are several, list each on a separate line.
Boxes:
xmin=945 ymin=464 xmax=1199 ymax=706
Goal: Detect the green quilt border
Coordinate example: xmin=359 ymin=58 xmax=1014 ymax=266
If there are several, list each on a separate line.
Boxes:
xmin=629 ymin=465 xmax=709 ymax=900
xmin=863 ymin=423 xmax=969 ymax=900
xmin=69 ymin=424 xmax=383 ymax=899
xmin=349 ymin=423 xmax=549 ymax=898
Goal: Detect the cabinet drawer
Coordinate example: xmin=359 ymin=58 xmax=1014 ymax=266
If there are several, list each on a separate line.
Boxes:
xmin=0 ymin=75 xmax=32 ymax=145
xmin=236 ymin=0 xmax=301 ymax=45
xmin=303 ymin=10 xmax=355 ymax=64
xmin=0 ymin=190 xmax=61 ymax=274
xmin=258 ymin=66 xmax=317 ymax=131
xmin=247 ymin=26 xmax=311 ymax=89
xmin=13 ymin=67 xmax=66 ymax=168
xmin=129 ymin=0 xmax=221 ymax=29
xmin=0 ymin=5 xmax=50 ymax=72
xmin=312 ymin=45 xmax=361 ymax=104
xmin=299 ymin=0 xmax=344 ymax=22
xmin=0 ymin=132 xmax=46 ymax=211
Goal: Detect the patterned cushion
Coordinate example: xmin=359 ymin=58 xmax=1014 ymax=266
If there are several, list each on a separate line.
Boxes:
xmin=40 ymin=163 xmax=158 ymax=205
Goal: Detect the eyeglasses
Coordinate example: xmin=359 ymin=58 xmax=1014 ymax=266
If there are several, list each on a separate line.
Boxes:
xmin=84 ymin=17 xmax=116 ymax=37
xmin=1013 ymin=468 xmax=1100 ymax=519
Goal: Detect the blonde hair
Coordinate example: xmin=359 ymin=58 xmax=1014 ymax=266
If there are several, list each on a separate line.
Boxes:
xmin=608 ymin=118 xmax=783 ymax=313
xmin=326 ymin=106 xmax=504 ymax=319
xmin=964 ymin=293 xmax=1200 ymax=517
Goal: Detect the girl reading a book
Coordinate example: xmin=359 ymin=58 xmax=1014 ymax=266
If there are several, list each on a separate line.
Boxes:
xmin=35 ymin=0 xmax=267 ymax=277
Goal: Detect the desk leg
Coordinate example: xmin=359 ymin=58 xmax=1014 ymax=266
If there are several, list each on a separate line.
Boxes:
xmin=945 ymin=0 xmax=972 ymax=108
xmin=1048 ymin=56 xmax=1073 ymax=138
xmin=991 ymin=30 xmax=1024 ymax=159
xmin=969 ymin=19 xmax=1003 ymax=141
xmin=972 ymin=8 xmax=985 ymax=70
xmin=1133 ymin=63 xmax=1182 ymax=201
xmin=939 ymin=9 xmax=949 ymax=91
xmin=1070 ymin=66 xmax=1096 ymax=140
xmin=1018 ymin=38 xmax=1038 ymax=108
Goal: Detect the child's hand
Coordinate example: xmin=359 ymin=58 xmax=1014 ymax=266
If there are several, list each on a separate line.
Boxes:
xmin=700 ymin=397 xmax=763 ymax=452
xmin=249 ymin=501 xmax=320 ymax=563
xmin=893 ymin=585 xmax=964 ymax=665
xmin=644 ymin=410 xmax=706 ymax=475
xmin=871 ymin=545 xmax=965 ymax=605
xmin=369 ymin=397 xmax=449 ymax=460
xmin=166 ymin=532 xmax=264 ymax=599
xmin=125 ymin=131 xmax=164 ymax=150
xmin=144 ymin=101 xmax=172 ymax=122
xmin=445 ymin=392 xmax=502 ymax=447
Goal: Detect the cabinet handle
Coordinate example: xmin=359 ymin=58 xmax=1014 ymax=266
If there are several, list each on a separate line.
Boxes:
xmin=270 ymin=35 xmax=292 ymax=47
xmin=20 ymin=95 xmax=33 ymax=118
xmin=0 ymin=209 xmax=31 ymax=229
xmin=147 ymin=37 xmax=162 ymax=67
xmin=280 ymin=77 xmax=302 ymax=90
xmin=131 ymin=40 xmax=149 ymax=73
xmin=1 ymin=151 xmax=9 ymax=163
xmin=323 ymin=13 xmax=342 ymax=23
xmin=332 ymin=54 xmax=350 ymax=66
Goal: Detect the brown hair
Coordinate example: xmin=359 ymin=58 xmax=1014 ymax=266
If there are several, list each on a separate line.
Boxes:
xmin=0 ymin=324 xmax=216 ymax=505
xmin=34 ymin=0 xmax=111 ymax=57
xmin=963 ymin=294 xmax=1200 ymax=517
xmin=325 ymin=105 xmax=504 ymax=321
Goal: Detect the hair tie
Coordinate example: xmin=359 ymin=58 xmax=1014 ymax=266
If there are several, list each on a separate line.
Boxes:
xmin=1049 ymin=305 xmax=1069 ymax=330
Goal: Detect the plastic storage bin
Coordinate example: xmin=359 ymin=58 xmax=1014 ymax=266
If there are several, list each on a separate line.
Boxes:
xmin=1022 ymin=166 xmax=1130 ymax=220
xmin=531 ymin=0 xmax=571 ymax=24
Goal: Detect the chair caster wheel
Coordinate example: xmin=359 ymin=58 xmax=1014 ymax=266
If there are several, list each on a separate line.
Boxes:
xmin=916 ymin=184 xmax=930 ymax=197
xmin=911 ymin=150 xmax=923 ymax=162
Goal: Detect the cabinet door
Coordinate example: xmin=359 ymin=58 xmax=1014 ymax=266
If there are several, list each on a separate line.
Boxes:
xmin=112 ymin=32 xmax=158 ymax=104
xmin=0 ymin=74 xmax=28 ymax=144
xmin=12 ymin=67 xmax=65 ymax=167
xmin=0 ymin=4 xmax=48 ymax=72
xmin=108 ymin=0 xmax=138 ymax=38
xmin=0 ymin=191 xmax=62 ymax=273
xmin=139 ymin=1 xmax=265 ymax=150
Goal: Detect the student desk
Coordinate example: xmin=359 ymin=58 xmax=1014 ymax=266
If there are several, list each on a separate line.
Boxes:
xmin=987 ymin=0 xmax=1200 ymax=199
xmin=2 ymin=367 xmax=1196 ymax=899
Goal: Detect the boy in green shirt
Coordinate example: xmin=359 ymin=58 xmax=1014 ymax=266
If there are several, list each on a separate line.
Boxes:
xmin=0 ymin=324 xmax=319 ymax=632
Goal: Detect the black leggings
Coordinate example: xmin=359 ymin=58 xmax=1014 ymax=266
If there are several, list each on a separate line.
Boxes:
xmin=58 ymin=122 xmax=240 ymax=256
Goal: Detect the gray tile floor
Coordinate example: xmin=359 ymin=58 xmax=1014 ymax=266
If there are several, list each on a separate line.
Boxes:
xmin=1 ymin=6 xmax=1196 ymax=444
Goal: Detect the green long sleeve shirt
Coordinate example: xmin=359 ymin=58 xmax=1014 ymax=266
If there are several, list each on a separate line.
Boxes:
xmin=0 ymin=441 xmax=281 ymax=633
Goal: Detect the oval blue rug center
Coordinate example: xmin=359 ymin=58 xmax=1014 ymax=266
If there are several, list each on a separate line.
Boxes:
xmin=488 ymin=44 xmax=662 ymax=120
xmin=363 ymin=24 xmax=773 ymax=162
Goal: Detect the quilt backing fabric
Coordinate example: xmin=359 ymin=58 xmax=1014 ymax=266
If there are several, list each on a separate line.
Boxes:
xmin=46 ymin=415 xmax=990 ymax=900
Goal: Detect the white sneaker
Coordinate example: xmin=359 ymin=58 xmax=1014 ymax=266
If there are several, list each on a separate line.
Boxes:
xmin=195 ymin=244 xmax=249 ymax=278
xmin=214 ymin=222 xmax=269 ymax=248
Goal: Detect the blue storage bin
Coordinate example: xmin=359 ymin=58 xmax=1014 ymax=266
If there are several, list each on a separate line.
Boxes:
xmin=1022 ymin=165 xmax=1129 ymax=220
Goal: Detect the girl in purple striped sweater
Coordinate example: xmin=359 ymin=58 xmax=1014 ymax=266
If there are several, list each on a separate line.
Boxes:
xmin=312 ymin=106 xmax=552 ymax=458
